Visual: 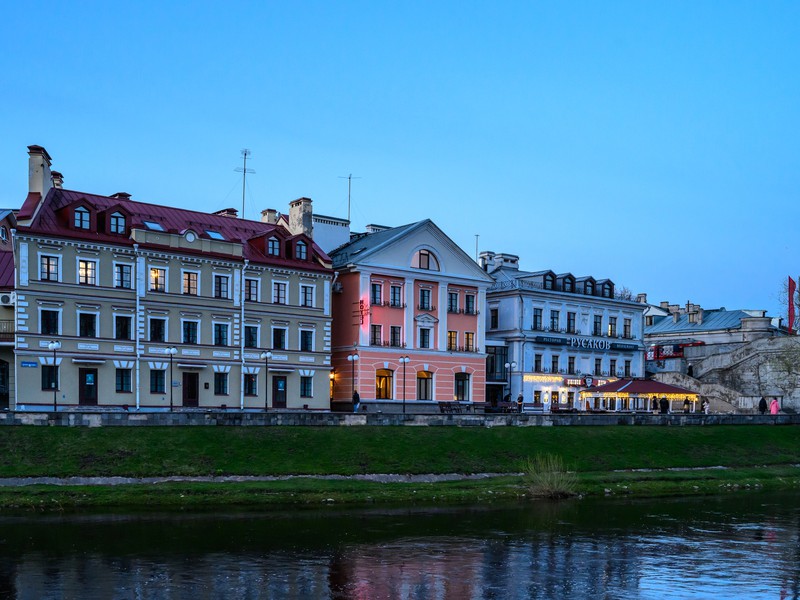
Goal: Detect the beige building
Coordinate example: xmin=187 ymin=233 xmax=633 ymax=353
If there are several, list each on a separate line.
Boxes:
xmin=13 ymin=146 xmax=334 ymax=411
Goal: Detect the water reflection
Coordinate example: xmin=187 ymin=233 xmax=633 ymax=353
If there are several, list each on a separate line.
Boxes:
xmin=0 ymin=493 xmax=798 ymax=599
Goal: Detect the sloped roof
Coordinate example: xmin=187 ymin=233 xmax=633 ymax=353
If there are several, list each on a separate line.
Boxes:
xmin=587 ymin=378 xmax=698 ymax=396
xmin=645 ymin=309 xmax=754 ymax=335
xmin=0 ymin=253 xmax=13 ymax=288
xmin=328 ymin=221 xmax=422 ymax=266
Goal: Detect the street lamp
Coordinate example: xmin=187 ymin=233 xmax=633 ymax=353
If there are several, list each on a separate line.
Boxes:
xmin=399 ymin=356 xmax=410 ymax=414
xmin=260 ymin=350 xmax=272 ymax=411
xmin=167 ymin=346 xmax=177 ymax=411
xmin=347 ymin=352 xmax=359 ymax=403
xmin=48 ymin=340 xmax=61 ymax=412
xmin=504 ymin=361 xmax=517 ymax=399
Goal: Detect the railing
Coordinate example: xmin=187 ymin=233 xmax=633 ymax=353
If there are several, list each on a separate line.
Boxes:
xmin=0 ymin=320 xmax=13 ymax=341
xmin=417 ymin=304 xmax=436 ymax=311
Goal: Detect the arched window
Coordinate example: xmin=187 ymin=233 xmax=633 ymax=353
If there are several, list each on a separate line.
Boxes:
xmin=376 ymin=369 xmax=393 ymax=399
xmin=74 ymin=207 xmax=90 ymax=229
xmin=110 ymin=212 xmax=126 ymax=234
xmin=296 ymin=241 xmax=307 ymax=260
xmin=563 ymin=276 xmax=574 ymax=293
xmin=416 ymin=371 xmax=432 ymax=401
xmin=585 ymin=281 xmax=595 ymax=295
xmin=267 ymin=237 xmax=280 ymax=256
xmin=413 ymin=249 xmax=439 ymax=271
xmin=544 ymin=274 xmax=555 ymax=290
xmin=602 ymin=283 xmax=613 ymax=298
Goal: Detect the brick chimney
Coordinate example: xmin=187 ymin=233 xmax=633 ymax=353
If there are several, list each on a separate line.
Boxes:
xmin=51 ymin=171 xmax=64 ymax=189
xmin=288 ymin=197 xmax=313 ymax=237
xmin=28 ymin=145 xmax=53 ymax=197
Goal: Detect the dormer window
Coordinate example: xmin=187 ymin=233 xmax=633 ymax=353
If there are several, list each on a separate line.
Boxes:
xmin=414 ymin=249 xmax=439 ymax=271
xmin=602 ymin=283 xmax=613 ymax=298
xmin=110 ymin=212 xmax=126 ymax=234
xmin=296 ymin=241 xmax=307 ymax=260
xmin=544 ymin=274 xmax=555 ymax=290
xmin=75 ymin=207 xmax=90 ymax=229
xmin=586 ymin=281 xmax=595 ymax=295
xmin=563 ymin=277 xmax=575 ymax=293
xmin=267 ymin=237 xmax=280 ymax=256
xmin=0 ymin=227 xmax=7 ymax=242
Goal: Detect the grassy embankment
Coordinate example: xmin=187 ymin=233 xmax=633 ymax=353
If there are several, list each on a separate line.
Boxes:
xmin=1 ymin=425 xmax=799 ymax=509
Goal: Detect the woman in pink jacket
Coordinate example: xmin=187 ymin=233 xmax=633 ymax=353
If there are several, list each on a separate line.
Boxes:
xmin=770 ymin=398 xmax=780 ymax=415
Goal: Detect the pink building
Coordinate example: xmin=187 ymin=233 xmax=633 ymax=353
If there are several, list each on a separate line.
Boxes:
xmin=329 ymin=221 xmax=493 ymax=411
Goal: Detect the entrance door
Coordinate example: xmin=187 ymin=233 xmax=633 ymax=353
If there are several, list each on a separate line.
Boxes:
xmin=0 ymin=360 xmax=8 ymax=410
xmin=272 ymin=376 xmax=287 ymax=408
xmin=183 ymin=373 xmax=199 ymax=407
xmin=78 ymin=368 xmax=98 ymax=406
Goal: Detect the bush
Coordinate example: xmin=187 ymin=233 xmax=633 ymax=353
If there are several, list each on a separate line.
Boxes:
xmin=522 ymin=454 xmax=578 ymax=498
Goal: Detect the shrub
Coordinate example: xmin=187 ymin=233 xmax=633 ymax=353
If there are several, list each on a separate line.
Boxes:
xmin=522 ymin=454 xmax=578 ymax=498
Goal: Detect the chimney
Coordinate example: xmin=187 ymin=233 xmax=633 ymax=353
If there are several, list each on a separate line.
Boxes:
xmin=660 ymin=301 xmax=670 ymax=309
xmin=261 ymin=208 xmax=279 ymax=224
xmin=697 ymin=308 xmax=704 ymax=324
xmin=213 ymin=207 xmax=239 ymax=218
xmin=636 ymin=293 xmax=647 ymax=304
xmin=288 ymin=197 xmax=313 ymax=237
xmin=478 ymin=251 xmax=496 ymax=272
xmin=110 ymin=192 xmax=131 ymax=200
xmin=365 ymin=224 xmax=391 ymax=233
xmin=51 ymin=171 xmax=64 ymax=189
xmin=27 ymin=145 xmax=53 ymax=196
xmin=673 ymin=311 xmax=680 ymax=323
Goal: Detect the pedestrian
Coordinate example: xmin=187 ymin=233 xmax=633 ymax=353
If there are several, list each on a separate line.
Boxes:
xmin=703 ymin=399 xmax=710 ymax=415
xmin=517 ymin=392 xmax=524 ymax=413
xmin=683 ymin=398 xmax=690 ymax=413
xmin=770 ymin=398 xmax=779 ymax=415
xmin=758 ymin=397 xmax=768 ymax=415
xmin=352 ymin=390 xmax=360 ymax=413
xmin=651 ymin=397 xmax=658 ymax=414
xmin=659 ymin=396 xmax=669 ymax=414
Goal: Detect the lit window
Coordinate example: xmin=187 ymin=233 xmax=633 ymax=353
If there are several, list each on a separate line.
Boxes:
xmin=149 ymin=268 xmax=166 ymax=292
xmin=454 ymin=373 xmax=470 ymax=401
xmin=40 ymin=256 xmax=59 ymax=281
xmin=78 ymin=260 xmax=96 ymax=285
xmin=183 ymin=272 xmax=198 ymax=295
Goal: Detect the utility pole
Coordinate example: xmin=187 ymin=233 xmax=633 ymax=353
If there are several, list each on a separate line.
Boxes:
xmin=235 ymin=149 xmax=255 ymax=218
xmin=338 ymin=173 xmax=362 ymax=223
xmin=475 ymin=234 xmax=479 ymax=262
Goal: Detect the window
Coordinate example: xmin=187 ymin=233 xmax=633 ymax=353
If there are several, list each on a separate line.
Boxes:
xmin=563 ymin=277 xmax=574 ymax=293
xmin=645 ymin=315 xmax=654 ymax=326
xmin=371 ymin=283 xmax=382 ymax=305
xmin=419 ymin=288 xmax=431 ymax=310
xmin=213 ymin=323 xmax=229 ymax=346
xmin=41 ymin=310 xmax=59 ymax=335
xmin=551 ymin=355 xmax=560 ymax=373
xmin=296 ymin=241 xmax=307 ymax=260
xmin=568 ymin=356 xmax=576 ymax=374
xmin=183 ymin=272 xmax=198 ymax=295
xmin=78 ymin=260 xmax=96 ymax=285
xmin=486 ymin=346 xmax=508 ymax=381
xmin=419 ymin=328 xmax=431 ymax=349
xmin=602 ymin=283 xmax=613 ymax=298
xmin=448 ymin=292 xmax=458 ymax=313
xmin=244 ymin=374 xmax=258 ymax=396
xmin=110 ymin=212 xmax=126 ymax=234
xmin=42 ymin=365 xmax=58 ymax=391
xmin=79 ymin=313 xmax=97 ymax=338
xmin=300 ymin=376 xmax=313 ymax=398
xmin=390 ymin=326 xmax=402 ymax=347
xmin=74 ymin=206 xmax=90 ymax=229
xmin=272 ymin=282 xmax=287 ymax=304
xmin=245 ymin=326 xmax=259 ymax=348
xmin=115 ymin=315 xmax=132 ymax=340
xmin=245 ymin=279 xmax=259 ymax=302
xmin=608 ymin=317 xmax=617 ymax=338
xmin=490 ymin=308 xmax=499 ymax=329
xmin=550 ymin=310 xmax=560 ymax=331
xmin=544 ymin=274 xmax=554 ymax=290
xmin=300 ymin=285 xmax=314 ymax=307
xmin=150 ymin=318 xmax=166 ymax=342
xmin=150 ymin=370 xmax=166 ymax=394
xmin=214 ymin=275 xmax=229 ymax=299
xmin=415 ymin=249 xmax=439 ymax=271
xmin=183 ymin=321 xmax=199 ymax=344
xmin=390 ymin=285 xmax=402 ymax=307
xmin=417 ymin=371 xmax=432 ymax=400
xmin=533 ymin=308 xmax=543 ymax=330
xmin=115 ymin=264 xmax=132 ymax=289
xmin=300 ymin=330 xmax=313 ymax=352
xmin=534 ymin=390 xmax=541 ymax=405
xmin=465 ymin=294 xmax=475 ymax=315
xmin=214 ymin=372 xmax=228 ymax=395
xmin=610 ymin=359 xmax=617 ymax=376
xmin=624 ymin=360 xmax=631 ymax=377
xmin=454 ymin=373 xmax=470 ymax=401
xmin=567 ymin=312 xmax=576 ymax=334
xmin=593 ymin=315 xmax=603 ymax=336
xmin=624 ymin=318 xmax=632 ymax=339
xmin=149 ymin=268 xmax=166 ymax=292
xmin=143 ymin=221 xmax=164 ymax=231
xmin=116 ymin=369 xmax=132 ymax=393
xmin=595 ymin=358 xmax=602 ymax=376
xmin=205 ymin=230 xmax=225 ymax=240
xmin=40 ymin=256 xmax=59 ymax=281
xmin=465 ymin=332 xmax=475 ymax=351
xmin=376 ymin=369 xmax=393 ymax=399
xmin=534 ymin=354 xmax=542 ymax=372
xmin=586 ymin=281 xmax=595 ymax=295
xmin=370 ymin=324 xmax=382 ymax=346
xmin=272 ymin=327 xmax=287 ymax=350
xmin=447 ymin=331 xmax=457 ymax=351
xmin=267 ymin=237 xmax=280 ymax=256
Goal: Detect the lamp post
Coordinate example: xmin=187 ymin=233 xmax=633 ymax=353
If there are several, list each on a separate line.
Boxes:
xmin=399 ymin=356 xmax=410 ymax=414
xmin=48 ymin=340 xmax=61 ymax=412
xmin=504 ymin=361 xmax=517 ymax=399
xmin=260 ymin=350 xmax=272 ymax=410
xmin=347 ymin=352 xmax=359 ymax=401
xmin=167 ymin=346 xmax=177 ymax=411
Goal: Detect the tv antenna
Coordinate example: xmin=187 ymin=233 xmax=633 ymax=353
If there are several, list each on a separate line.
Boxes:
xmin=235 ymin=149 xmax=255 ymax=219
xmin=338 ymin=173 xmax=362 ymax=223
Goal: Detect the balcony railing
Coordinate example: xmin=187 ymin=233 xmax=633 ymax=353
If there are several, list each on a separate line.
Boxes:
xmin=0 ymin=320 xmax=13 ymax=341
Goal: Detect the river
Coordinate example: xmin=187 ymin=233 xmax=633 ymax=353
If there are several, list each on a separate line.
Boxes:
xmin=0 ymin=492 xmax=797 ymax=599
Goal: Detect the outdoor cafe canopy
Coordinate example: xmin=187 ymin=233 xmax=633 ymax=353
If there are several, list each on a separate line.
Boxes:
xmin=579 ymin=378 xmax=700 ymax=411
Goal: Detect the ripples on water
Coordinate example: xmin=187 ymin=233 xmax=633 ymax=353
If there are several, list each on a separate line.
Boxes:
xmin=0 ymin=493 xmax=797 ymax=599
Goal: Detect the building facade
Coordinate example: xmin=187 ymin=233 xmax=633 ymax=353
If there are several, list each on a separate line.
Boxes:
xmin=481 ymin=252 xmax=646 ymax=412
xmin=12 ymin=146 xmax=333 ymax=411
xmin=329 ymin=220 xmax=494 ymax=410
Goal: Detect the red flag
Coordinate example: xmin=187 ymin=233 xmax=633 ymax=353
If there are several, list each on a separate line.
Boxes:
xmin=790 ymin=276 xmax=797 ymax=333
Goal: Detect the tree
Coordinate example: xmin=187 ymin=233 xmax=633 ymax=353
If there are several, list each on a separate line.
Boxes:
xmin=778 ymin=277 xmax=799 ymax=333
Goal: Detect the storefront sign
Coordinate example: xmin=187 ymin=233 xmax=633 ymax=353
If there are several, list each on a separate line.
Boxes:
xmin=611 ymin=342 xmax=638 ymax=351
xmin=568 ymin=337 xmax=611 ymax=350
xmin=21 ymin=361 xmax=37 ymax=368
xmin=535 ymin=336 xmax=565 ymax=346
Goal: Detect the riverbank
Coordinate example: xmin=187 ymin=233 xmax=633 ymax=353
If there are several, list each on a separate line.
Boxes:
xmin=1 ymin=425 xmax=798 ymax=509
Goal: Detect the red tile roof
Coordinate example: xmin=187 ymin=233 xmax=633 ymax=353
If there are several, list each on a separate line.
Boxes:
xmin=587 ymin=378 xmax=697 ymax=396
xmin=18 ymin=188 xmax=331 ymax=271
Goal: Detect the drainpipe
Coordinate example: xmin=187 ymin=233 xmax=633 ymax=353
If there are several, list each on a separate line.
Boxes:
xmin=133 ymin=243 xmax=141 ymax=410
xmin=10 ymin=229 xmax=18 ymax=411
xmin=240 ymin=259 xmax=248 ymax=410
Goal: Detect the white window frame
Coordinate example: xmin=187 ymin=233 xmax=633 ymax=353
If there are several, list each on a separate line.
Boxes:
xmin=76 ymin=257 xmax=98 ymax=286
xmin=39 ymin=307 xmax=62 ymax=336
xmin=113 ymin=313 xmax=134 ymax=340
xmin=113 ymin=261 xmax=133 ymax=289
xmin=181 ymin=318 xmax=201 ymax=345
xmin=109 ymin=211 xmax=126 ymax=234
xmin=300 ymin=375 xmax=313 ymax=398
xmin=272 ymin=281 xmax=288 ymax=305
xmin=213 ymin=273 xmax=231 ymax=300
xmin=181 ymin=269 xmax=200 ymax=296
xmin=299 ymin=328 xmax=315 ymax=352
xmin=77 ymin=309 xmax=100 ymax=338
xmin=300 ymin=284 xmax=315 ymax=308
xmin=244 ymin=324 xmax=260 ymax=348
xmin=212 ymin=321 xmax=230 ymax=346
xmin=244 ymin=277 xmax=260 ymax=302
xmin=39 ymin=253 xmax=61 ymax=282
xmin=271 ymin=325 xmax=288 ymax=350
xmin=148 ymin=265 xmax=168 ymax=293
xmin=148 ymin=315 xmax=169 ymax=343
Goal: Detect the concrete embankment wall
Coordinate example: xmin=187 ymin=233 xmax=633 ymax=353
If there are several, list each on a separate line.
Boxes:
xmin=1 ymin=411 xmax=798 ymax=427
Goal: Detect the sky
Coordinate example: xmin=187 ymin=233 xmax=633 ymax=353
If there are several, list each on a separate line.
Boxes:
xmin=1 ymin=1 xmax=798 ymax=320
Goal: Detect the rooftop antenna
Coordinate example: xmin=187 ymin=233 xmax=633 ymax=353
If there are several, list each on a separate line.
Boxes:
xmin=235 ymin=149 xmax=255 ymax=219
xmin=338 ymin=173 xmax=362 ymax=223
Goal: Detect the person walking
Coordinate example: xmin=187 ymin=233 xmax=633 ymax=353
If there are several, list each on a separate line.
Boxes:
xmin=651 ymin=397 xmax=658 ymax=414
xmin=770 ymin=398 xmax=780 ymax=415
xmin=517 ymin=392 xmax=524 ymax=413
xmin=352 ymin=390 xmax=360 ymax=413
xmin=758 ymin=397 xmax=768 ymax=415
xmin=683 ymin=398 xmax=690 ymax=413
xmin=659 ymin=396 xmax=669 ymax=414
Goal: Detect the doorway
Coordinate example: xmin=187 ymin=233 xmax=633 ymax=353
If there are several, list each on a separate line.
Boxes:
xmin=183 ymin=372 xmax=199 ymax=407
xmin=272 ymin=376 xmax=287 ymax=408
xmin=78 ymin=368 xmax=98 ymax=406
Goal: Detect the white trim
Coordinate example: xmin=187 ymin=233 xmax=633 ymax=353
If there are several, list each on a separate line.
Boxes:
xmin=38 ymin=306 xmax=62 ymax=336
xmin=181 ymin=268 xmax=201 ymax=296
xmin=76 ymin=308 xmax=100 ymax=338
xmin=112 ymin=261 xmax=133 ymax=290
xmin=147 ymin=264 xmax=169 ymax=293
xmin=212 ymin=321 xmax=230 ymax=347
xmin=244 ymin=277 xmax=260 ymax=302
xmin=180 ymin=317 xmax=201 ymax=345
xmin=147 ymin=315 xmax=170 ymax=343
xmin=38 ymin=251 xmax=62 ymax=283
xmin=213 ymin=364 xmax=232 ymax=373
xmin=76 ymin=256 xmax=98 ymax=286
xmin=213 ymin=272 xmax=231 ymax=300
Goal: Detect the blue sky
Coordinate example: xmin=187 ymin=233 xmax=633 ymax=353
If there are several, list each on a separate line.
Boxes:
xmin=1 ymin=2 xmax=798 ymax=319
